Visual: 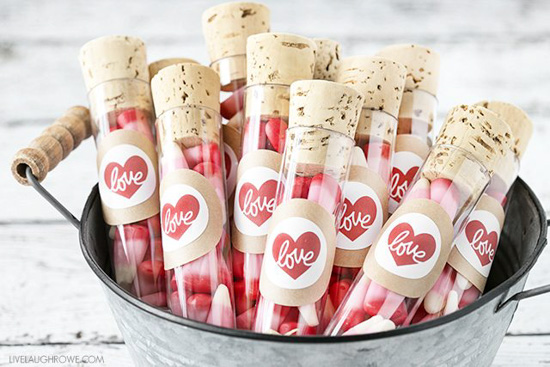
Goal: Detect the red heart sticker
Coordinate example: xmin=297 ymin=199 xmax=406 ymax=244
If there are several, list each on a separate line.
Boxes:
xmin=389 ymin=166 xmax=419 ymax=203
xmin=339 ymin=197 xmax=377 ymax=242
xmin=104 ymin=156 xmax=148 ymax=199
xmin=465 ymin=220 xmax=498 ymax=266
xmin=238 ymin=180 xmax=278 ymax=227
xmin=162 ymin=195 xmax=201 ymax=240
xmin=387 ymin=223 xmax=436 ymax=266
xmin=272 ymin=232 xmax=321 ymax=280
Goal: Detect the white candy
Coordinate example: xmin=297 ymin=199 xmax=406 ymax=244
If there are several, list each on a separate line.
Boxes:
xmin=372 ymin=319 xmax=396 ymax=333
xmin=443 ymin=290 xmax=459 ymax=315
xmin=342 ymin=315 xmax=384 ymax=336
xmin=351 ymin=146 xmax=368 ymax=168
xmin=455 ymin=273 xmax=472 ymax=290
xmin=424 ymin=289 xmax=446 ymax=314
xmin=265 ymin=329 xmax=281 ymax=335
xmin=298 ymin=304 xmax=319 ymax=327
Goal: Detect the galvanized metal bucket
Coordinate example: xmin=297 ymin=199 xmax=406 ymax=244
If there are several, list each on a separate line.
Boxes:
xmin=25 ymin=167 xmax=550 ymax=366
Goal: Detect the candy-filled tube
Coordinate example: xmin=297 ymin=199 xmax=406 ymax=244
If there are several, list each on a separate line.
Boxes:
xmin=156 ymin=105 xmax=235 ymax=327
xmin=328 ymin=56 xmax=406 ymax=313
xmin=412 ymin=149 xmax=521 ymax=323
xmin=329 ymin=109 xmax=397 ymax=310
xmin=233 ymin=33 xmax=317 ymax=330
xmin=326 ymin=102 xmax=516 ymax=335
xmin=254 ymin=126 xmax=355 ymax=335
xmin=80 ymin=36 xmax=165 ymax=307
xmin=325 ymin=143 xmax=492 ymax=335
xmin=232 ymin=84 xmax=289 ymax=329
xmin=152 ymin=63 xmax=235 ymax=327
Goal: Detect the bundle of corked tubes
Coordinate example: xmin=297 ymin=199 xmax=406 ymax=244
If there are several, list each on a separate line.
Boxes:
xmin=77 ymin=1 xmax=533 ymax=336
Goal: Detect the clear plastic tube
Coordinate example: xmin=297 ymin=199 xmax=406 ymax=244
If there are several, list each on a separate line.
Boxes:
xmin=325 ymin=144 xmax=490 ymax=335
xmin=329 ymin=109 xmax=397 ymax=311
xmin=88 ymin=78 xmax=165 ymax=307
xmin=157 ymin=105 xmax=235 ymax=328
xmin=254 ymin=126 xmax=354 ymax=335
xmin=232 ymin=83 xmax=289 ymax=329
xmin=411 ymin=148 xmax=519 ymax=323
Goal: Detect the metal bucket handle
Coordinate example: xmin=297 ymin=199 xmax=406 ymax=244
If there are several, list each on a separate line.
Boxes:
xmin=10 ymin=106 xmax=550 ymax=321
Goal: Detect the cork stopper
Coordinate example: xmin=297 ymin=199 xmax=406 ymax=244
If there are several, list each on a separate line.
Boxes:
xmin=149 ymin=58 xmax=199 ymax=81
xmin=288 ymin=80 xmax=364 ymax=138
xmin=202 ymin=2 xmax=270 ymax=62
xmin=436 ymin=105 xmax=513 ymax=173
xmin=313 ymin=38 xmax=340 ymax=81
xmin=79 ymin=35 xmax=149 ymax=93
xmin=376 ymin=44 xmax=440 ymax=96
xmin=151 ymin=63 xmax=220 ymax=116
xmin=474 ymin=100 xmax=533 ymax=159
xmin=247 ymin=33 xmax=316 ymax=86
xmin=337 ymin=56 xmax=406 ymax=118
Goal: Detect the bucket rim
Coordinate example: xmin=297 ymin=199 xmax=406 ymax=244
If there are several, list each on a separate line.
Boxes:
xmin=79 ymin=178 xmax=547 ymax=343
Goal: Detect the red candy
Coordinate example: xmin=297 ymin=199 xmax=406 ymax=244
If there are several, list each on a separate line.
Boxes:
xmin=307 ymin=173 xmax=341 ymax=214
xmin=183 ymin=143 xmax=221 ymax=168
xmin=329 ymin=279 xmax=352 ymax=309
xmin=193 ymin=161 xmax=221 ymax=177
xmin=141 ymin=292 xmax=167 ymax=308
xmin=279 ymin=321 xmax=298 ymax=335
xmin=236 ymin=307 xmax=255 ymax=330
xmin=265 ymin=118 xmax=288 ymax=153
xmin=220 ymin=87 xmax=244 ymax=120
xmin=290 ymin=176 xmax=312 ymax=199
xmin=117 ymin=108 xmax=149 ymax=128
xmin=187 ymin=293 xmax=212 ymax=323
xmin=136 ymin=260 xmax=165 ymax=296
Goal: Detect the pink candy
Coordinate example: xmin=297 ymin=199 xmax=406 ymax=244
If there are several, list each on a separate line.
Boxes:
xmin=206 ymin=284 xmax=235 ymax=328
xmin=307 ymin=173 xmax=342 ymax=214
xmin=430 ymin=178 xmax=460 ymax=219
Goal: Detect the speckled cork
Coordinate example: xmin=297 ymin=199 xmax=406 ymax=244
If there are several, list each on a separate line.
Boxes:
xmin=337 ymin=56 xmax=406 ymax=119
xmin=202 ymin=2 xmax=270 ymax=62
xmin=149 ymin=58 xmax=199 ymax=81
xmin=151 ymin=63 xmax=220 ymax=116
xmin=79 ymin=35 xmax=149 ymax=93
xmin=423 ymin=105 xmax=513 ymax=192
xmin=313 ymin=39 xmax=340 ymax=81
xmin=376 ymin=44 xmax=440 ymax=96
xmin=436 ymin=105 xmax=513 ymax=170
xmin=288 ymin=80 xmax=364 ymax=138
xmin=247 ymin=33 xmax=316 ymax=86
xmin=474 ymin=100 xmax=533 ymax=159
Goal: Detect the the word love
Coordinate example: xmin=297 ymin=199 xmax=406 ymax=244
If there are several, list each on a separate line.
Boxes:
xmin=389 ymin=166 xmax=419 ymax=203
xmin=238 ymin=180 xmax=277 ymax=227
xmin=104 ymin=156 xmax=148 ymax=199
xmin=272 ymin=232 xmax=321 ymax=280
xmin=338 ymin=197 xmax=377 ymax=242
xmin=162 ymin=195 xmax=200 ymax=240
xmin=465 ymin=220 xmax=498 ymax=266
xmin=387 ymin=222 xmax=436 ymax=266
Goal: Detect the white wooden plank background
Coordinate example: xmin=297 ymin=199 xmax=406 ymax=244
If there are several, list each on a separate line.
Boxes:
xmin=1 ymin=0 xmax=549 ymax=365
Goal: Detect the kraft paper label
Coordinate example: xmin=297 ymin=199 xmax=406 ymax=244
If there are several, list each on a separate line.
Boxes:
xmin=448 ymin=194 xmax=505 ymax=292
xmin=335 ymin=166 xmax=389 ymax=268
xmin=160 ymin=170 xmax=223 ymax=270
xmin=97 ymin=129 xmax=160 ymax=225
xmin=260 ymin=199 xmax=337 ymax=307
xmin=232 ymin=150 xmax=282 ymax=254
xmin=388 ymin=135 xmax=430 ymax=214
xmin=364 ymin=198 xmax=453 ymax=298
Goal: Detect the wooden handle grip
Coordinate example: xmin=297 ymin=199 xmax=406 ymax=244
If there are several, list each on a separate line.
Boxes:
xmin=11 ymin=106 xmax=92 ymax=186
